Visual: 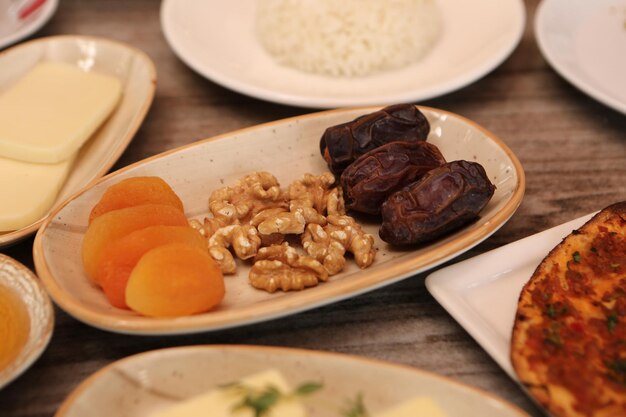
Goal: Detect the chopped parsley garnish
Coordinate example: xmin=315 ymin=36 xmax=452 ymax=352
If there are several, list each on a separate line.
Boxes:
xmin=572 ymin=251 xmax=581 ymax=263
xmin=608 ymin=313 xmax=619 ymax=333
xmin=607 ymin=359 xmax=626 ymax=385
xmin=225 ymin=381 xmax=323 ymax=417
xmin=544 ymin=323 xmax=562 ymax=347
xmin=341 ymin=393 xmax=370 ymax=417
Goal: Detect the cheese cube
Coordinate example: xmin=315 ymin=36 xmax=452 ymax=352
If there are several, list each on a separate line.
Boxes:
xmin=0 ymin=155 xmax=74 ymax=231
xmin=375 ymin=396 xmax=449 ymax=417
xmin=0 ymin=61 xmax=121 ymax=163
xmin=151 ymin=369 xmax=308 ymax=417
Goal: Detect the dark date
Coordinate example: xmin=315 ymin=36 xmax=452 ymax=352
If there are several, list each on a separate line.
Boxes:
xmin=319 ymin=104 xmax=430 ymax=175
xmin=340 ymin=141 xmax=446 ymax=215
xmin=379 ymin=160 xmax=496 ymax=245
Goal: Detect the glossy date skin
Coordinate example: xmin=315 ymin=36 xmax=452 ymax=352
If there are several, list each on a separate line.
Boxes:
xmin=379 ymin=160 xmax=495 ymax=245
xmin=320 ymin=104 xmax=430 ymax=175
xmin=341 ymin=141 xmax=446 ymax=215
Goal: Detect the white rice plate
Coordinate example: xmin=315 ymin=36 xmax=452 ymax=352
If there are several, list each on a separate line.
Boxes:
xmin=255 ymin=0 xmax=442 ymax=77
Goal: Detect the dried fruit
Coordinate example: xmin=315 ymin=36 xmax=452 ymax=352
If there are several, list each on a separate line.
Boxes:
xmin=81 ymin=204 xmax=188 ymax=281
xmin=379 ymin=160 xmax=495 ymax=245
xmin=88 ymin=176 xmax=184 ymax=224
xmin=125 ymin=243 xmax=225 ymax=317
xmin=319 ymin=104 xmax=430 ymax=175
xmin=341 ymin=141 xmax=445 ymax=214
xmin=96 ymin=225 xmax=206 ymax=309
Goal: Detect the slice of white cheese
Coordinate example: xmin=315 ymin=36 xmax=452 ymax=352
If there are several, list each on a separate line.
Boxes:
xmin=0 ymin=154 xmax=74 ymax=231
xmin=0 ymin=61 xmax=121 ymax=164
xmin=375 ymin=396 xmax=448 ymax=417
xmin=151 ymin=369 xmax=308 ymax=417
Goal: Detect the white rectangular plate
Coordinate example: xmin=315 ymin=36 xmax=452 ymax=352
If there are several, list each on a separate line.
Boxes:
xmin=425 ymin=212 xmax=595 ymax=378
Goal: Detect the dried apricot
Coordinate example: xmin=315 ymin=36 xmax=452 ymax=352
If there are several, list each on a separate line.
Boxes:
xmin=96 ymin=225 xmax=207 ymax=309
xmin=88 ymin=176 xmax=184 ymax=224
xmin=125 ymin=243 xmax=225 ymax=317
xmin=81 ymin=204 xmax=188 ymax=281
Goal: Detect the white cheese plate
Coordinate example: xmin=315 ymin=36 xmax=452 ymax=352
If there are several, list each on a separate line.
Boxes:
xmin=0 ymin=35 xmax=156 ymax=247
xmin=54 ymin=345 xmax=532 ymax=417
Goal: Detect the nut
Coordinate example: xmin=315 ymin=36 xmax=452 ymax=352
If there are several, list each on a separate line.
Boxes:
xmin=209 ymin=172 xmax=288 ymax=224
xmin=208 ymin=224 xmax=262 ymax=274
xmin=288 ymin=172 xmax=345 ymax=216
xmin=249 ymin=243 xmax=328 ymax=292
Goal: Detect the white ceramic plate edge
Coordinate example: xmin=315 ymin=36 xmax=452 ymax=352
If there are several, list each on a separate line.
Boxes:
xmin=534 ymin=0 xmax=626 ymax=115
xmin=0 ymin=0 xmax=58 ymax=50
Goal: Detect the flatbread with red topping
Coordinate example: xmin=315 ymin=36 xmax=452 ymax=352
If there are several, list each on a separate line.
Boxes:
xmin=511 ymin=201 xmax=626 ymax=417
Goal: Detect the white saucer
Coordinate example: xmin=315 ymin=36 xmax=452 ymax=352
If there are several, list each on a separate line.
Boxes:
xmin=535 ymin=0 xmax=626 ymax=114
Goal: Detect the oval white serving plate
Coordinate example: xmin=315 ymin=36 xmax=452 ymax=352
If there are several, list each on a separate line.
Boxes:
xmin=33 ymin=106 xmax=525 ymax=335
xmin=54 ymin=345 xmax=532 ymax=417
xmin=0 ymin=0 xmax=58 ymax=50
xmin=0 ymin=253 xmax=54 ymax=390
xmin=535 ymin=0 xmax=626 ymax=115
xmin=160 ymin=0 xmax=525 ymax=108
xmin=0 ymin=35 xmax=157 ymax=247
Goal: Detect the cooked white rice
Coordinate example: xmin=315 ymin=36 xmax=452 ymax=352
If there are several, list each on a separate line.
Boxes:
xmin=255 ymin=0 xmax=442 ymax=77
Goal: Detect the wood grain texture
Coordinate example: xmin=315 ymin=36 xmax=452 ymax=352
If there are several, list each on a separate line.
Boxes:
xmin=0 ymin=0 xmax=625 ymax=416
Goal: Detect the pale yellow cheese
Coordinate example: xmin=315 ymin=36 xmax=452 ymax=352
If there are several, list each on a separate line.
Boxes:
xmin=375 ymin=396 xmax=448 ymax=417
xmin=0 ymin=61 xmax=121 ymax=164
xmin=151 ymin=369 xmax=308 ymax=417
xmin=0 ymin=154 xmax=74 ymax=231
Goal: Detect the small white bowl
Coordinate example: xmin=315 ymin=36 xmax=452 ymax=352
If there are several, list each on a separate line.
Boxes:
xmin=0 ymin=35 xmax=157 ymax=247
xmin=0 ymin=253 xmax=54 ymax=390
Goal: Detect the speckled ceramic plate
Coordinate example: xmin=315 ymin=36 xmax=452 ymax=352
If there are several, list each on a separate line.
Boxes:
xmin=0 ymin=254 xmax=54 ymax=390
xmin=33 ymin=106 xmax=524 ymax=335
xmin=0 ymin=35 xmax=156 ymax=247
xmin=55 ymin=345 xmax=532 ymax=417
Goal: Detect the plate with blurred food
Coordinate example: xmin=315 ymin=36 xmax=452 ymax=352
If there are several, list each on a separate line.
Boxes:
xmin=54 ymin=345 xmax=532 ymax=417
xmin=426 ymin=201 xmax=626 ymax=417
xmin=0 ymin=35 xmax=156 ymax=247
xmin=34 ymin=105 xmax=524 ymax=335
xmin=160 ymin=0 xmax=525 ymax=108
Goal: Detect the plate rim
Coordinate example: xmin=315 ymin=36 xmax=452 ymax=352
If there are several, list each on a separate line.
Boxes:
xmin=0 ymin=253 xmax=55 ymax=390
xmin=0 ymin=0 xmax=59 ymax=50
xmin=534 ymin=0 xmax=626 ymax=115
xmin=0 ymin=34 xmax=157 ymax=247
xmin=160 ymin=0 xmax=526 ymax=108
xmin=53 ymin=344 xmax=533 ymax=417
xmin=33 ymin=105 xmax=526 ymax=335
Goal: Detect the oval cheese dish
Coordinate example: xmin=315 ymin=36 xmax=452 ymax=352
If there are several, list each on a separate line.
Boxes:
xmin=0 ymin=35 xmax=157 ymax=247
xmin=54 ymin=345 xmax=532 ymax=417
xmin=33 ymin=106 xmax=524 ymax=335
xmin=0 ymin=254 xmax=54 ymax=390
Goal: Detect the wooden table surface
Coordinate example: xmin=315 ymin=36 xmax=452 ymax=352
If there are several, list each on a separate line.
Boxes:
xmin=1 ymin=1 xmax=625 ymax=416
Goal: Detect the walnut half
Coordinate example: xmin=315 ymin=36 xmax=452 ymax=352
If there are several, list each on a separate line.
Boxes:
xmin=249 ymin=243 xmax=328 ymax=293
